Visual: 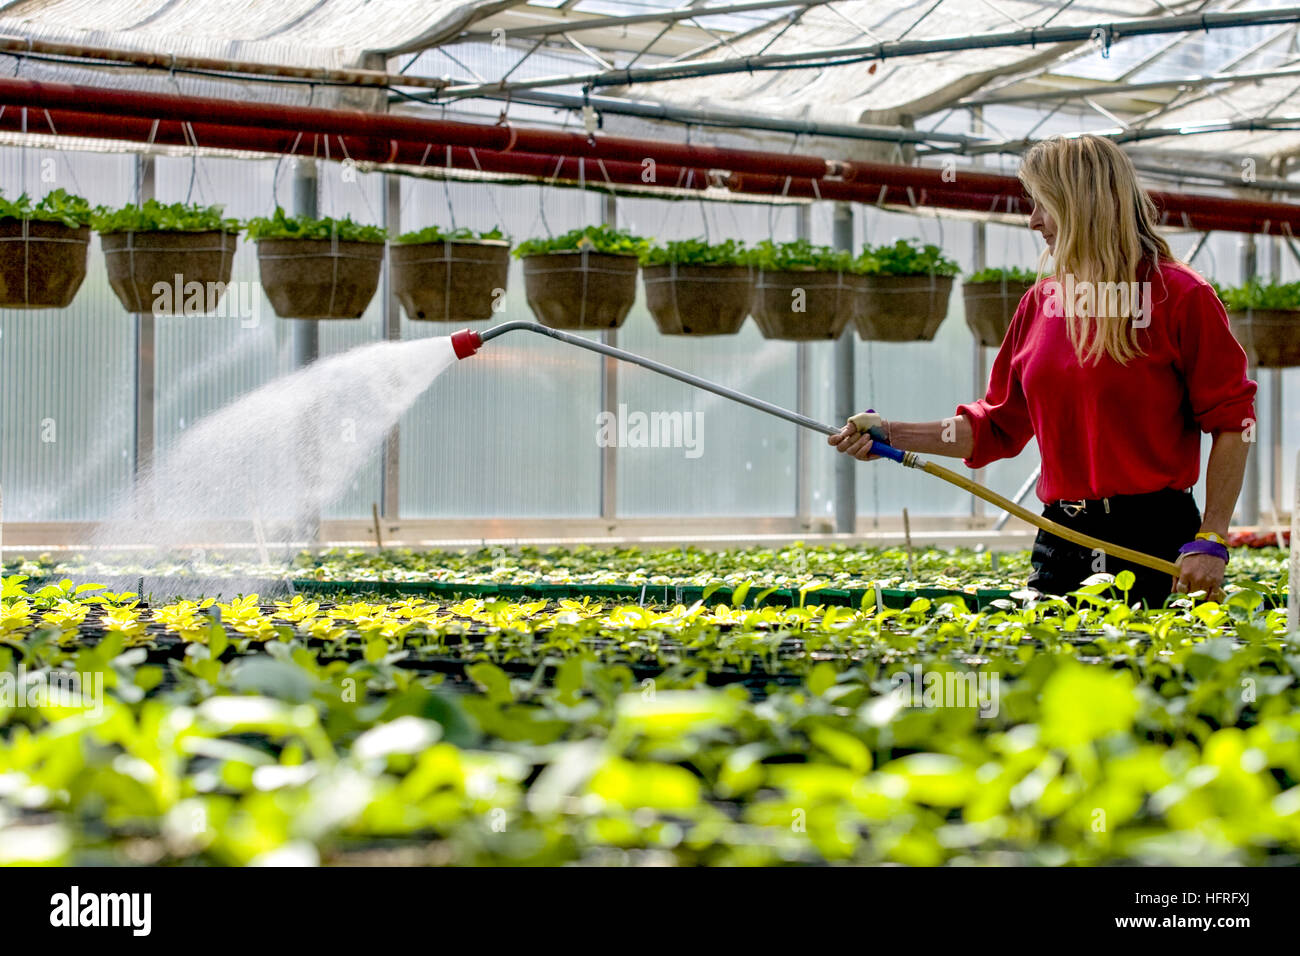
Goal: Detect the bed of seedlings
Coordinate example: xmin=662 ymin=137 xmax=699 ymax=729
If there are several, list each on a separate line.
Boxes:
xmin=0 ymin=545 xmax=1294 ymax=866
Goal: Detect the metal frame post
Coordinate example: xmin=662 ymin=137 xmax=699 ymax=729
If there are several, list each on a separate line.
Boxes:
xmin=1269 ymin=163 xmax=1287 ymax=524
xmin=795 ymin=339 xmax=811 ymax=525
xmin=291 ymin=160 xmax=320 ymax=369
xmin=599 ymin=192 xmax=618 ymax=521
xmin=832 ymin=202 xmax=855 ymax=534
xmin=381 ymin=172 xmax=401 ymax=520
xmin=793 ymin=204 xmax=813 ymax=527
xmin=293 ymin=159 xmax=321 ymax=543
xmin=970 ymin=106 xmax=987 ymax=523
xmin=1240 ymin=234 xmax=1260 ymax=526
xmin=132 ymin=154 xmax=156 ymax=499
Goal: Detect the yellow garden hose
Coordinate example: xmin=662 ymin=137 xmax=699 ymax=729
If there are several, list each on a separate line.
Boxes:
xmin=847 ymin=414 xmax=1180 ymax=577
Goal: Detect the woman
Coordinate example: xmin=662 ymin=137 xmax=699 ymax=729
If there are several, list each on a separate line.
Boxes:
xmin=830 ymin=134 xmax=1256 ymax=607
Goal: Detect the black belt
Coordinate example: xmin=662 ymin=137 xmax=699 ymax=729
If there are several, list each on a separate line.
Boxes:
xmin=1052 ymin=487 xmax=1193 ymax=518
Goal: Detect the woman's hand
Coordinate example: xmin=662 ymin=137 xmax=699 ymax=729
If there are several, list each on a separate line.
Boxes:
xmin=828 ymin=416 xmax=885 ymax=461
xmin=1172 ymin=553 xmax=1227 ymax=602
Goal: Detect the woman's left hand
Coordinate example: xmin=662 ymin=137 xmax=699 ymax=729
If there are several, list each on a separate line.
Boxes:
xmin=1172 ymin=553 xmax=1227 ymax=602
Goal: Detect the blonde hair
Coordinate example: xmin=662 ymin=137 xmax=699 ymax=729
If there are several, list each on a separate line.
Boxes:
xmin=1019 ymin=135 xmax=1175 ymax=365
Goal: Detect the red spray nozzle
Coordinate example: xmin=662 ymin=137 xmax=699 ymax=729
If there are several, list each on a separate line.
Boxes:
xmin=451 ymin=329 xmax=483 ymax=359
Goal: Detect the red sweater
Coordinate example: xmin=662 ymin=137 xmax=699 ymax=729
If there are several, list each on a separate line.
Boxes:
xmin=956 ymin=259 xmax=1257 ymax=503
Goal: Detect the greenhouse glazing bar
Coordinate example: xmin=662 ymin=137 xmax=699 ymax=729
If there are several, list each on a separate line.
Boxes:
xmin=455 ymin=0 xmax=835 ymax=41
xmin=437 ymin=7 xmax=1300 ymax=97
xmin=395 ymin=88 xmax=978 ymax=148
xmin=958 ymin=63 xmax=1300 ymax=107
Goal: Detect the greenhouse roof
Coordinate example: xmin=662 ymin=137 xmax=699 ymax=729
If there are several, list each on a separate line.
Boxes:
xmin=3 ymin=0 xmax=1300 ymax=188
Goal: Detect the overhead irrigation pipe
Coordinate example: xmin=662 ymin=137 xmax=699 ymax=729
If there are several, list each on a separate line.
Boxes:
xmin=0 ymin=35 xmax=450 ymax=90
xmin=450 ymin=323 xmax=1180 ymax=578
xmin=436 ymin=7 xmax=1300 ymax=97
xmin=6 ymin=78 xmax=1300 ymax=234
xmin=5 ymin=104 xmax=1299 ymax=236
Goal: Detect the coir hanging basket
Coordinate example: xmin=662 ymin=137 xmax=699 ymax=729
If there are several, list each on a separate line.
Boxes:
xmin=0 ymin=218 xmax=90 ymax=309
xmin=1228 ymin=308 xmax=1300 ymax=368
xmin=257 ymin=236 xmax=384 ymax=320
xmin=854 ymin=274 xmax=953 ymax=342
xmin=751 ymin=269 xmax=856 ymax=340
xmin=522 ymin=249 xmax=639 ymax=330
xmin=643 ymin=263 xmax=753 ymax=335
xmin=101 ymin=230 xmax=237 ymax=314
xmin=962 ymin=278 xmax=1034 ymax=347
xmin=391 ymin=239 xmax=511 ymax=323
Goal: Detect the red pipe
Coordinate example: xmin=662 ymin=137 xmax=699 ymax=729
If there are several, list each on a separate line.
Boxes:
xmin=0 ymin=107 xmax=716 ymax=194
xmin=726 ymin=170 xmax=1300 ymax=234
xmin=3 ymin=76 xmax=1297 ymax=233
xmin=2 ymin=101 xmax=1294 ymax=235
xmin=0 ymin=77 xmax=836 ymax=180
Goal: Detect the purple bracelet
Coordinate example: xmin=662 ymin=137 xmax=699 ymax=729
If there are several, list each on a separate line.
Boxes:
xmin=1178 ymin=539 xmax=1230 ymax=564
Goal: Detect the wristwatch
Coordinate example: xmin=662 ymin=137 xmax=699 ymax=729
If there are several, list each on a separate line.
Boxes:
xmin=1195 ymin=531 xmax=1228 ymax=547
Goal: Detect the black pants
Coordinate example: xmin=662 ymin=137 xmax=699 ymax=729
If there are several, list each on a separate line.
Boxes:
xmin=1027 ymin=488 xmax=1201 ymax=608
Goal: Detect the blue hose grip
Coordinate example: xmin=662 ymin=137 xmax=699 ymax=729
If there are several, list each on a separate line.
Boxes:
xmin=870 ymin=442 xmax=905 ymax=463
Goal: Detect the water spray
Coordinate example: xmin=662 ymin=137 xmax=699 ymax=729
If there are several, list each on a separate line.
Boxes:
xmin=452 ymin=321 xmax=1180 ymax=579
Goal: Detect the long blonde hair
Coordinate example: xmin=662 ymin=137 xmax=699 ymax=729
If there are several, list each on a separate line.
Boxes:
xmin=1019 ymin=135 xmax=1174 ymax=365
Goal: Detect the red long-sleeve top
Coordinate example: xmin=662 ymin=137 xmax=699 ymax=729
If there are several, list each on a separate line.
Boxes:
xmin=956 ymin=259 xmax=1257 ymax=503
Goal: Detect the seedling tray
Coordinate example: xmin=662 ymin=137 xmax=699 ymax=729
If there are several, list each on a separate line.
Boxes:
xmin=291 ymin=578 xmax=1017 ymax=610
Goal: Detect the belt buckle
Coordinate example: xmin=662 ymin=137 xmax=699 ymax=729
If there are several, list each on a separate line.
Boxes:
xmin=1060 ymin=499 xmax=1087 ymax=517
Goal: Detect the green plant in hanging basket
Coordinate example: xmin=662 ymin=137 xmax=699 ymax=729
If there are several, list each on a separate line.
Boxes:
xmin=855 ymin=238 xmax=960 ymax=277
xmin=967 ymin=265 xmax=1039 ymax=284
xmin=641 ymin=238 xmax=751 ymax=268
xmin=392 ymin=225 xmax=511 ymax=323
xmin=852 ymin=240 xmax=957 ymax=343
xmin=963 ymin=266 xmax=1038 ymax=348
xmin=249 ymin=207 xmax=385 ymax=320
xmin=514 ymin=224 xmax=648 ymax=258
xmin=90 ymin=199 xmax=240 ymax=234
xmin=641 ymin=239 xmax=755 ymax=335
xmin=749 ymin=239 xmax=851 ymax=273
xmin=1213 ymin=279 xmax=1300 ymax=368
xmin=0 ymin=188 xmax=93 ymax=227
xmin=397 ymin=225 xmax=507 ymax=244
xmin=245 ymin=206 xmax=386 ymax=243
xmin=517 ymin=226 xmax=645 ymax=330
xmin=0 ymin=189 xmax=94 ymax=309
xmin=1214 ymin=279 xmax=1300 ymax=312
xmin=93 ymin=200 xmax=240 ymax=314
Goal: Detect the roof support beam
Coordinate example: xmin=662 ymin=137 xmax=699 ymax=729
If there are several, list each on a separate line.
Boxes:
xmin=955 ymin=64 xmax=1300 ymax=107
xmin=952 ymin=113 xmax=1300 ymax=156
xmin=436 ymin=7 xmax=1300 ymax=99
xmin=457 ymin=1 xmax=833 ymax=42
xmin=393 ymin=86 xmax=978 ymax=147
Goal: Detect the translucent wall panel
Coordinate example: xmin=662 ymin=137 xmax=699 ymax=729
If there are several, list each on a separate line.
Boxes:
xmin=151 ymin=156 xmax=385 ymax=521
xmin=616 ymin=198 xmax=801 ymax=517
xmin=1 ymin=148 xmax=135 ymax=521
xmin=398 ymin=178 xmax=602 ymax=518
xmin=3 ymin=139 xmax=1293 ymax=530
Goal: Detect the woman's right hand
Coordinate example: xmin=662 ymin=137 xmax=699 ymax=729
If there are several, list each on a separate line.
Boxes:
xmin=828 ymin=410 xmax=888 ymax=461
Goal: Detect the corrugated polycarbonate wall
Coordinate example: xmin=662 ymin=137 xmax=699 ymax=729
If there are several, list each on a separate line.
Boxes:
xmin=2 ymin=144 xmax=1295 ymax=530
xmin=1 ymin=146 xmax=135 ymax=521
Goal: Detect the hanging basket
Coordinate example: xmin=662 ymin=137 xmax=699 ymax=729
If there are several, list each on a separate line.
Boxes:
xmin=643 ymin=263 xmax=753 ymax=335
xmin=962 ymin=279 xmax=1034 ymax=347
xmin=522 ymin=249 xmax=639 ymax=330
xmin=854 ymin=274 xmax=954 ymax=342
xmin=391 ymin=239 xmax=511 ymax=323
xmin=257 ymin=237 xmax=384 ymax=320
xmin=751 ymin=269 xmax=856 ymax=340
xmin=101 ymin=230 xmax=237 ymax=315
xmin=1228 ymin=308 xmax=1300 ymax=368
xmin=0 ymin=218 xmax=90 ymax=309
